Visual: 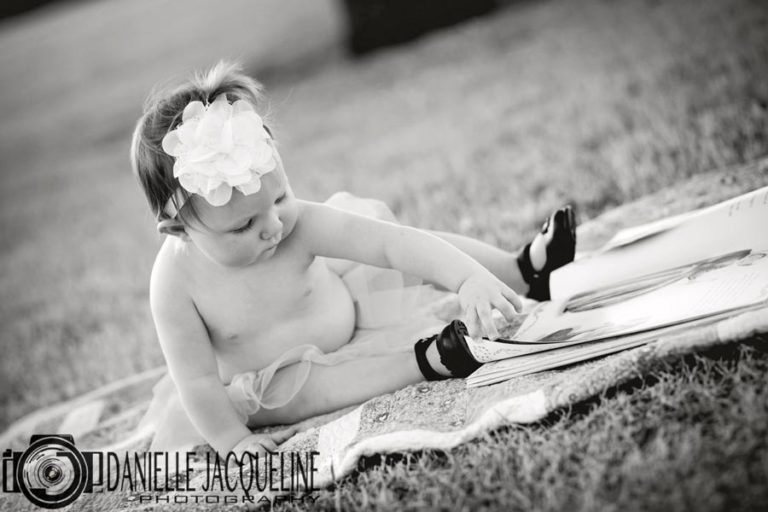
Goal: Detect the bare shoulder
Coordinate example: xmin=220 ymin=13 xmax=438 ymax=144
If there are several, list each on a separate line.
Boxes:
xmin=292 ymin=198 xmax=397 ymax=263
xmin=293 ymin=199 xmax=369 ymax=255
xmin=292 ymin=200 xmax=338 ymax=241
xmin=149 ymin=238 xmax=195 ymax=319
xmin=294 ymin=199 xmax=351 ymax=235
xmin=295 ymin=200 xmax=330 ymax=221
xmin=149 ymin=239 xmax=219 ymax=379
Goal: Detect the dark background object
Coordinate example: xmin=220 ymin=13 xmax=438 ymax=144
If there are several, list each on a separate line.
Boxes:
xmin=0 ymin=0 xmax=76 ymax=21
xmin=341 ymin=0 xmax=499 ymax=55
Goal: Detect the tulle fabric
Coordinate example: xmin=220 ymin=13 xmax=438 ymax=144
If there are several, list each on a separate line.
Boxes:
xmin=139 ymin=196 xmax=460 ymax=453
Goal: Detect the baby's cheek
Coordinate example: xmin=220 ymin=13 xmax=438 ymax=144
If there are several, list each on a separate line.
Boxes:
xmin=282 ymin=204 xmax=299 ymax=234
xmin=220 ymin=240 xmax=255 ymax=267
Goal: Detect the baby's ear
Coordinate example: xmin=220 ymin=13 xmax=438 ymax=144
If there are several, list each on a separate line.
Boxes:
xmin=157 ymin=218 xmax=189 ymax=241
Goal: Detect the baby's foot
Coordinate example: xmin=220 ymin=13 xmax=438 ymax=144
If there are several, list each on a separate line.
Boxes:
xmin=414 ymin=320 xmax=481 ymax=380
xmin=517 ymin=206 xmax=577 ymax=301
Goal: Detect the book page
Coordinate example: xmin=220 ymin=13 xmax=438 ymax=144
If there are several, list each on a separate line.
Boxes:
xmin=465 ymin=307 xmax=755 ymax=387
xmin=550 ymin=186 xmax=768 ymax=299
xmin=467 ymin=337 xmax=649 ymax=387
xmin=464 ymin=336 xmax=586 ymax=362
xmin=466 ymin=249 xmax=768 ymax=363
xmin=600 ymin=208 xmax=702 ymax=251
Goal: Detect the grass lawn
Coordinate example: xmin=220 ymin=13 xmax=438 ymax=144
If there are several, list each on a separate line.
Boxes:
xmin=1 ymin=0 xmax=767 ymax=509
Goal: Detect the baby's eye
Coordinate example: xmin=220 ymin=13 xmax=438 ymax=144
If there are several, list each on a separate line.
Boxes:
xmin=232 ymin=218 xmax=255 ymax=234
xmin=275 ymin=193 xmax=287 ymax=204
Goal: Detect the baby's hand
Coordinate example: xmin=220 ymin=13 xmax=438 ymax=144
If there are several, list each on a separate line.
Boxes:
xmin=458 ymin=272 xmax=522 ymax=340
xmin=230 ymin=429 xmax=296 ymax=461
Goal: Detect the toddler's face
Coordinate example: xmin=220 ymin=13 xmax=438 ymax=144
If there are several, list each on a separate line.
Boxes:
xmin=182 ymin=163 xmax=298 ymax=268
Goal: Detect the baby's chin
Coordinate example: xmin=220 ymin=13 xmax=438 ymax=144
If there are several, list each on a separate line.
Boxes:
xmin=214 ymin=247 xmax=277 ymax=268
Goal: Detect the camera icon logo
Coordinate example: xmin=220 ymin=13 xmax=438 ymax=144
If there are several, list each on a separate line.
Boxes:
xmin=2 ymin=434 xmax=89 ymax=509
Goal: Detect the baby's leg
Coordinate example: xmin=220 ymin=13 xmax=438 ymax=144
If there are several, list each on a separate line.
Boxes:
xmin=246 ymin=351 xmax=422 ymax=427
xmin=427 ymin=230 xmax=525 ymax=290
xmin=429 ymin=206 xmax=576 ymax=301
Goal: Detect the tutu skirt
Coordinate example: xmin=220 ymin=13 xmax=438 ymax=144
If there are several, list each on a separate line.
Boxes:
xmin=139 ymin=194 xmax=460 ymax=453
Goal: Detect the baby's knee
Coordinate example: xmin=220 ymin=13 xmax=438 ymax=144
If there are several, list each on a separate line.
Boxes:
xmin=365 ymin=197 xmax=395 ymax=222
xmin=325 ymin=191 xmax=356 ymax=209
xmin=326 ymin=191 xmax=394 ymax=222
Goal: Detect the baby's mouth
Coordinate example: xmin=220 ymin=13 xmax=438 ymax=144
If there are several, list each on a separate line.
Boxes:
xmin=265 ymin=233 xmax=282 ymax=247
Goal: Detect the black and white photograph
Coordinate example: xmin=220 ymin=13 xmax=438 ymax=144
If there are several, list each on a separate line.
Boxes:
xmin=1 ymin=0 xmax=767 ymax=510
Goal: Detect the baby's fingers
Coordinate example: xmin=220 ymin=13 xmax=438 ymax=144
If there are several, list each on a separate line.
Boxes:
xmin=492 ymin=294 xmax=518 ymax=322
xmin=477 ymin=303 xmax=499 ymax=340
xmin=464 ymin=308 xmax=482 ymax=339
xmin=233 ymin=446 xmax=260 ymax=463
xmin=259 ymin=439 xmax=278 ymax=452
xmin=501 ymin=287 xmax=523 ymax=312
xmin=269 ymin=427 xmax=297 ymax=446
xmin=235 ymin=438 xmax=277 ymax=459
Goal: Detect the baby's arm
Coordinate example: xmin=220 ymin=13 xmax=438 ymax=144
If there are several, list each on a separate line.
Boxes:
xmin=299 ymin=202 xmax=521 ymax=337
xmin=150 ymin=264 xmax=250 ymax=455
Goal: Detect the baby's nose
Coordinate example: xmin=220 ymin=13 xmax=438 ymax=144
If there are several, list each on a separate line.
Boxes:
xmin=260 ymin=213 xmax=283 ymax=241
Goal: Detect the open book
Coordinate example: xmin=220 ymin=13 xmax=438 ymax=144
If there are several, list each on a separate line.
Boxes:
xmin=551 ymin=185 xmax=768 ymax=298
xmin=466 ymin=186 xmax=768 ymax=388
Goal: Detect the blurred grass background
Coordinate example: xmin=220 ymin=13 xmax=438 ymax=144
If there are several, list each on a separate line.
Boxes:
xmin=1 ymin=0 xmax=767 ymax=509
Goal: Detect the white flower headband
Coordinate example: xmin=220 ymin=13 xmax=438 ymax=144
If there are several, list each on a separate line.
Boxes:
xmin=161 ymin=94 xmax=277 ymax=218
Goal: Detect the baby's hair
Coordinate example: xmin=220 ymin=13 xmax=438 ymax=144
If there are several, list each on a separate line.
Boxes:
xmin=130 ymin=60 xmax=269 ymax=224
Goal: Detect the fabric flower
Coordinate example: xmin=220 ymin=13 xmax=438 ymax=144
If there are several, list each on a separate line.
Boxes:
xmin=161 ymin=94 xmax=276 ymax=207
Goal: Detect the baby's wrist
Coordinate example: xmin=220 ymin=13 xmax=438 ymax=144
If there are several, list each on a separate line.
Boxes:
xmin=454 ymin=271 xmax=477 ymax=293
xmin=456 ymin=271 xmax=481 ymax=291
xmin=215 ymin=428 xmax=252 ymax=455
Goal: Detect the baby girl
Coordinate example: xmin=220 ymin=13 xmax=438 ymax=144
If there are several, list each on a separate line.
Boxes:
xmin=130 ymin=62 xmax=575 ymax=458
